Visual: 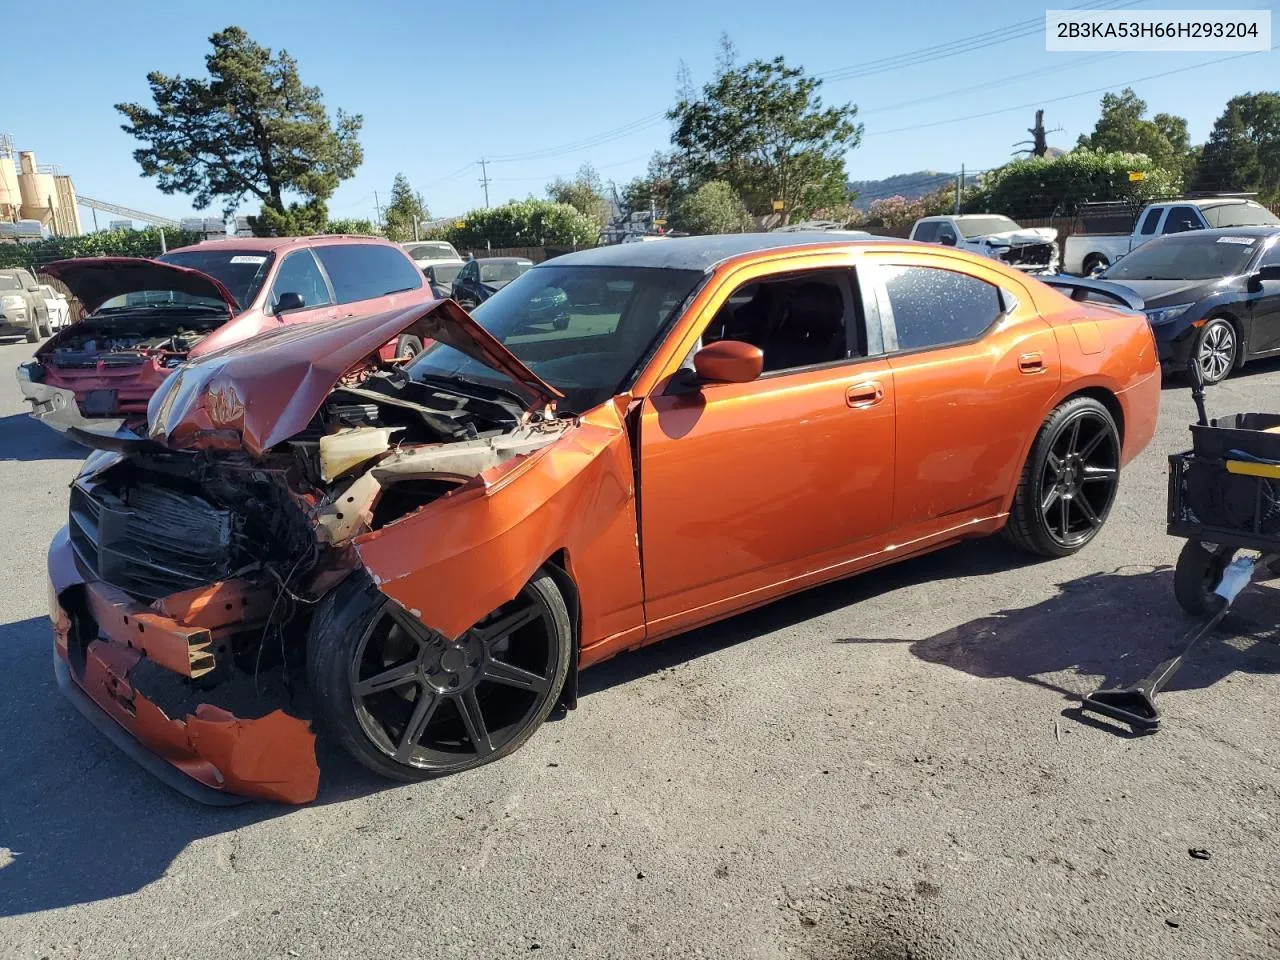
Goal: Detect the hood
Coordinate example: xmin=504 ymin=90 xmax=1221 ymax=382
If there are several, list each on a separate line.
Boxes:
xmin=146 ymin=297 xmax=563 ymax=457
xmin=981 ymin=227 xmax=1058 ymax=246
xmin=1099 ymin=276 xmax=1236 ymax=307
xmin=41 ymin=257 xmax=240 ymax=315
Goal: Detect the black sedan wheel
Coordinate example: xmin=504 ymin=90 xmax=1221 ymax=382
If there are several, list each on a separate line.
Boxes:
xmin=1195 ymin=318 xmax=1237 ymax=385
xmin=308 ymin=570 xmax=571 ymax=781
xmin=1004 ymin=397 xmax=1121 ymax=557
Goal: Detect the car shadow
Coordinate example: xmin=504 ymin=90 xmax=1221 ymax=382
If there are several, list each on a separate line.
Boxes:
xmin=0 ymin=613 xmax=388 ymax=918
xmin=579 ymin=538 xmax=1044 ymax=695
xmin=0 ymin=413 xmax=88 ymax=462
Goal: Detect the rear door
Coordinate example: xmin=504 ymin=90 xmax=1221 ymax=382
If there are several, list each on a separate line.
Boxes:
xmin=268 ymin=248 xmax=337 ymax=326
xmin=312 ymin=243 xmax=428 ymax=319
xmin=861 ymin=251 xmax=1060 ymax=535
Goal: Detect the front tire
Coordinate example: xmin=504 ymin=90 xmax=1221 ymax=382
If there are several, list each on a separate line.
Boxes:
xmin=395 ymin=335 xmax=424 ymax=361
xmin=1004 ymin=396 xmax=1122 ymax=557
xmin=24 ymin=318 xmax=38 ymax=343
xmin=1193 ymin=317 xmax=1238 ymax=385
xmin=1082 ymin=253 xmax=1109 ymax=276
xmin=307 ymin=570 xmax=572 ymax=782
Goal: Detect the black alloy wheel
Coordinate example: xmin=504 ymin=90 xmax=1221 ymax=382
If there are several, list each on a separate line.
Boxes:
xmin=1005 ymin=397 xmax=1121 ymax=557
xmin=1195 ymin=318 xmax=1237 ymax=385
xmin=308 ymin=570 xmax=571 ymax=781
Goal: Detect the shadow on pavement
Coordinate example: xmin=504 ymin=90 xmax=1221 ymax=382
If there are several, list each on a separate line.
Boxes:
xmin=0 ymin=413 xmax=87 ymax=462
xmin=0 ymin=613 xmax=387 ymax=918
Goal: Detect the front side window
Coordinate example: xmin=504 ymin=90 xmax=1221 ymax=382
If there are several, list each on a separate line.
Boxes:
xmin=312 ymin=243 xmax=424 ymax=304
xmin=878 ymin=264 xmax=1002 ymax=351
xmin=271 ymin=250 xmax=332 ymax=310
xmin=408 ymin=265 xmax=702 ymax=413
xmin=701 ymin=270 xmax=860 ymax=373
xmin=1256 ymin=239 xmax=1280 ymax=268
xmin=1162 ymin=206 xmax=1202 ymax=234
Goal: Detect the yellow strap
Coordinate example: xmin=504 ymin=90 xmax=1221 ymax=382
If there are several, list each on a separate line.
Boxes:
xmin=1225 ymin=459 xmax=1280 ymax=479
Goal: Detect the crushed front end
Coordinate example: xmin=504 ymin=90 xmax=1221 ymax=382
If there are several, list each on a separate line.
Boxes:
xmin=47 ymin=302 xmax=577 ymax=804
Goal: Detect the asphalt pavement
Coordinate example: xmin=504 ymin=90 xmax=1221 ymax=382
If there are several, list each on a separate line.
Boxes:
xmin=1 ymin=336 xmax=1278 ymax=959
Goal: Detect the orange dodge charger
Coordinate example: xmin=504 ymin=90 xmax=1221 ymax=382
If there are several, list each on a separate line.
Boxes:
xmin=47 ymin=234 xmax=1160 ymax=803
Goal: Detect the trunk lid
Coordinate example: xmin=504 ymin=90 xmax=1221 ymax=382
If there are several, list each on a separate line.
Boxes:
xmin=147 ymin=297 xmax=563 ymax=457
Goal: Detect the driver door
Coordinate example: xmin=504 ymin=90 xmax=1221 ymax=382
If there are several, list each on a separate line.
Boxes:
xmin=638 ymin=257 xmax=897 ymax=637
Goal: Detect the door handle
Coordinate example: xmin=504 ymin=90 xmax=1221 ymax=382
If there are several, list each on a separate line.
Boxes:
xmin=846 ymin=381 xmax=884 ymax=407
xmin=1018 ymin=352 xmax=1045 ymax=374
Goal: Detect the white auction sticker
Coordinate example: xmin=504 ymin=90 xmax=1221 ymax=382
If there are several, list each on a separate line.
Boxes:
xmin=230 ymin=255 xmax=267 ymax=264
xmin=1046 ymin=9 xmax=1270 ymax=51
xmin=1216 ymin=236 xmax=1257 ymax=245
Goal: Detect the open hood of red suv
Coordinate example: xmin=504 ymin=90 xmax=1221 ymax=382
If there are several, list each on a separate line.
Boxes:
xmin=146 ymin=298 xmax=564 ymax=457
xmin=41 ymin=257 xmax=240 ymax=315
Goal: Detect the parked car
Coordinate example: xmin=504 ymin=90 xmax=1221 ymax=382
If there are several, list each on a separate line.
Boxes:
xmin=402 ymin=239 xmax=463 ymax=269
xmin=423 ymin=261 xmax=464 ymax=298
xmin=450 ymin=257 xmax=534 ymax=308
xmin=1063 ymin=197 xmax=1280 ymax=276
xmin=0 ymin=267 xmax=52 ymax=342
xmin=1097 ymin=226 xmax=1280 ymax=384
xmin=909 ymin=214 xmax=1059 ymax=273
xmin=17 ymin=235 xmax=434 ymax=439
xmin=38 ymin=283 xmax=71 ymax=332
xmin=46 ymin=232 xmax=1159 ymax=803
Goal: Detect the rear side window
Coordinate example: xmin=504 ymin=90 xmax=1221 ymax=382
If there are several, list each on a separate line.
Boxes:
xmin=271 ymin=250 xmax=332 ymax=309
xmin=313 ymin=243 xmax=424 ymax=304
xmin=879 ymin=264 xmax=1003 ymax=351
xmin=1138 ymin=208 xmax=1162 ymax=235
xmin=913 ymin=221 xmax=939 ymax=242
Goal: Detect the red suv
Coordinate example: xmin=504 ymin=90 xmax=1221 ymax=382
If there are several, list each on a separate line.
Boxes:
xmin=17 ymin=234 xmax=434 ymax=439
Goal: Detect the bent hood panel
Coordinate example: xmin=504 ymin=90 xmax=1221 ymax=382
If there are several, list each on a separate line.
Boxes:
xmin=147 ymin=298 xmax=562 ymax=457
xmin=41 ymin=257 xmax=240 ymax=315
xmin=981 ymin=227 xmax=1059 ymax=246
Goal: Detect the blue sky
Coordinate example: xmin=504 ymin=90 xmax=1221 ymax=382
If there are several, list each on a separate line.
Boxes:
xmin=5 ymin=0 xmax=1275 ymax=227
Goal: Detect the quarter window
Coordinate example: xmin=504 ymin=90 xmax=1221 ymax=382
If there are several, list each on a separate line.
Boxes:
xmin=271 ymin=250 xmax=331 ymax=310
xmin=913 ymin=221 xmax=939 ymax=243
xmin=312 ymin=243 xmax=424 ymax=304
xmin=879 ymin=265 xmax=1003 ymax=351
xmin=1138 ymin=208 xmax=1162 ymax=235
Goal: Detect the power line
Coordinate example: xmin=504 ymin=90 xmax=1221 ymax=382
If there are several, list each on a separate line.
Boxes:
xmin=867 ymin=44 xmax=1276 ymax=137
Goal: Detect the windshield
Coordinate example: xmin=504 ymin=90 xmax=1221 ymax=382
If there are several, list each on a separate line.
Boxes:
xmin=1202 ymin=202 xmax=1280 ymax=228
xmin=407 ymin=264 xmax=704 ymax=412
xmin=99 ymin=290 xmax=231 ymax=312
xmin=480 ymin=261 xmax=532 ymax=284
xmin=956 ymin=216 xmax=1021 ymax=237
xmin=407 ymin=242 xmax=459 ymax=261
xmin=0 ymin=274 xmax=21 ymax=291
xmin=157 ymin=250 xmax=275 ymax=310
xmin=1103 ymin=233 xmax=1262 ymax=281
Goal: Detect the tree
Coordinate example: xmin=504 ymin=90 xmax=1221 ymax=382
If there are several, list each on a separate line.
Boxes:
xmin=668 ymin=53 xmax=861 ymax=224
xmin=671 ymin=180 xmax=753 ymax=235
xmin=325 ymin=217 xmax=379 ymax=236
xmin=382 ymin=173 xmax=428 ymax=241
xmin=963 ymin=151 xmax=1179 ymax=220
xmin=1076 ymin=88 xmax=1188 ymax=176
xmin=441 ymin=199 xmax=597 ymax=249
xmin=545 ymin=163 xmax=609 ymax=228
xmin=619 ymin=151 xmax=680 ymax=219
xmin=1192 ymin=101 xmax=1261 ymax=194
xmin=116 ymin=26 xmax=364 ymax=234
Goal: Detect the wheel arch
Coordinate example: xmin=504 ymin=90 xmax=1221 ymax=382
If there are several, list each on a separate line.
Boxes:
xmin=542 ymin=548 xmax=581 ymax=712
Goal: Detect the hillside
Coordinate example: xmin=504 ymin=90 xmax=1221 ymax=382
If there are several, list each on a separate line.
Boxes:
xmin=847 ymin=170 xmax=955 ymax=210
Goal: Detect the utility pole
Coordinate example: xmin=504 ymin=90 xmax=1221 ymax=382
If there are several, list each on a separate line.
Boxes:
xmin=955 ymin=164 xmax=964 ymax=214
xmin=1031 ymin=109 xmax=1048 ymax=157
xmin=478 ymin=158 xmax=491 ymax=208
xmin=373 ymin=191 xmax=382 ymax=230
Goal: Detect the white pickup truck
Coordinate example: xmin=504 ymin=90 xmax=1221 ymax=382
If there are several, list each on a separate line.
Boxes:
xmin=1062 ymin=197 xmax=1280 ymax=275
xmin=908 ymin=214 xmax=1059 ymax=273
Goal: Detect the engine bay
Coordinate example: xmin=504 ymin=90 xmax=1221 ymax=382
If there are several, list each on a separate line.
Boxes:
xmin=41 ymin=313 xmax=224 ymax=368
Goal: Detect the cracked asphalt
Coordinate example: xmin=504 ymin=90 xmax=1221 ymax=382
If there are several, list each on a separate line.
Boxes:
xmin=1 ymin=336 xmax=1278 ymax=960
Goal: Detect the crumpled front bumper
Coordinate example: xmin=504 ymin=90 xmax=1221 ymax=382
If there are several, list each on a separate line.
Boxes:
xmin=48 ymin=527 xmax=320 ymax=805
xmin=16 ymin=362 xmax=128 ymax=439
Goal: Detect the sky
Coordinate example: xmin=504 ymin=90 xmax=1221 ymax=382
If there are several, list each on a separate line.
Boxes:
xmin=4 ymin=0 xmax=1276 ymax=228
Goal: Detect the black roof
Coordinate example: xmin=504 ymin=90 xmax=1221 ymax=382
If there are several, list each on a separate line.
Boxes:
xmin=1149 ymin=225 xmax=1280 ymax=240
xmin=542 ymin=232 xmax=900 ymax=273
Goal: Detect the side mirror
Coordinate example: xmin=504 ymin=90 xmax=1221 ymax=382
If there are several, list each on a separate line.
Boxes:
xmin=692 ymin=340 xmax=764 ymax=384
xmin=1253 ymin=264 xmax=1280 ymax=286
xmin=274 ymin=291 xmax=305 ymax=315
xmin=939 ymin=234 xmax=956 ymax=246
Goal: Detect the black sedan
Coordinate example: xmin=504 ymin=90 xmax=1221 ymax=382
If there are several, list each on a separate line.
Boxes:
xmin=1099 ymin=226 xmax=1280 ymax=383
xmin=450 ymin=257 xmax=533 ymax=309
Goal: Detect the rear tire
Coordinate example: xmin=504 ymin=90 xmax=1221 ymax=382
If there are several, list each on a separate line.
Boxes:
xmin=395 ymin=335 xmax=424 ymax=360
xmin=1174 ymin=541 xmax=1234 ymax=617
xmin=1003 ymin=396 xmax=1121 ymax=557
